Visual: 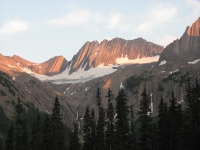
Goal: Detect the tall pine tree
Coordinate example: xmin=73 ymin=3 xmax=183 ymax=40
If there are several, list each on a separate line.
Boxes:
xmin=158 ymin=96 xmax=169 ymax=150
xmin=43 ymin=114 xmax=52 ymax=150
xmin=115 ymin=88 xmax=130 ymax=150
xmin=5 ymin=124 xmax=15 ymax=150
xmin=105 ymin=88 xmax=115 ymax=150
xmin=90 ymin=109 xmax=96 ymax=150
xmin=69 ymin=123 xmax=81 ymax=150
xmin=31 ymin=114 xmax=45 ymax=150
xmin=138 ymin=88 xmax=152 ymax=150
xmin=183 ymin=78 xmax=200 ymax=150
xmin=96 ymin=87 xmax=106 ymax=150
xmin=167 ymin=90 xmax=183 ymax=150
xmin=83 ymin=107 xmax=91 ymax=150
xmin=130 ymin=106 xmax=137 ymax=150
xmin=14 ymin=97 xmax=29 ymax=150
xmin=50 ymin=96 xmax=66 ymax=150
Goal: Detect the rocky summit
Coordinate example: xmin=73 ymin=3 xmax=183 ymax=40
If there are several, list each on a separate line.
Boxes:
xmin=67 ymin=37 xmax=164 ymax=74
xmin=158 ymin=17 xmax=200 ymax=64
xmin=0 ymin=54 xmax=68 ymax=77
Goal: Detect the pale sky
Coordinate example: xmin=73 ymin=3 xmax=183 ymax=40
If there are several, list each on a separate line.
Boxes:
xmin=0 ymin=0 xmax=199 ymax=63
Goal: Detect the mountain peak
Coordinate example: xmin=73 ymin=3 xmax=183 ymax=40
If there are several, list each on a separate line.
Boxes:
xmin=158 ymin=17 xmax=200 ymax=64
xmin=185 ymin=17 xmax=200 ymax=36
xmin=68 ymin=38 xmax=164 ymax=74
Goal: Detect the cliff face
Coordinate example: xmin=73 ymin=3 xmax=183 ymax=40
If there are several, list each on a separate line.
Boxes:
xmin=30 ymin=56 xmax=68 ymax=76
xmin=68 ymin=38 xmax=164 ymax=74
xmin=0 ymin=54 xmax=67 ymax=76
xmin=158 ymin=18 xmax=200 ymax=63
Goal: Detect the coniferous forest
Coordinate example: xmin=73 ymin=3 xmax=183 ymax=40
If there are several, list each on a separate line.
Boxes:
xmin=0 ymin=78 xmax=200 ymax=150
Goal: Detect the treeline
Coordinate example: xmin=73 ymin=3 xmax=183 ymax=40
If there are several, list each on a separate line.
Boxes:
xmin=1 ymin=78 xmax=200 ymax=150
xmin=70 ymin=79 xmax=200 ymax=150
xmin=2 ymin=97 xmax=69 ymax=150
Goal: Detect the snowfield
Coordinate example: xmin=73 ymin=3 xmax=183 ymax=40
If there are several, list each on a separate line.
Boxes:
xmin=159 ymin=60 xmax=166 ymax=66
xmin=116 ymin=55 xmax=159 ymax=64
xmin=20 ymin=55 xmax=160 ymax=84
xmin=188 ymin=59 xmax=200 ymax=64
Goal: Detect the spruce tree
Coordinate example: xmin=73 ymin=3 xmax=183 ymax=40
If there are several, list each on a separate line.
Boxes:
xmin=105 ymin=88 xmax=115 ymax=150
xmin=96 ymin=87 xmax=106 ymax=150
xmin=151 ymin=122 xmax=159 ymax=150
xmin=5 ymin=124 xmax=15 ymax=150
xmin=168 ymin=90 xmax=183 ymax=150
xmin=43 ymin=114 xmax=51 ymax=150
xmin=130 ymin=106 xmax=137 ymax=150
xmin=31 ymin=114 xmax=45 ymax=150
xmin=90 ymin=109 xmax=96 ymax=150
xmin=50 ymin=96 xmax=66 ymax=150
xmin=0 ymin=137 xmax=3 ymax=150
xmin=69 ymin=123 xmax=81 ymax=150
xmin=184 ymin=78 xmax=200 ymax=150
xmin=14 ymin=97 xmax=29 ymax=150
xmin=83 ymin=107 xmax=91 ymax=150
xmin=158 ymin=96 xmax=168 ymax=150
xmin=115 ymin=88 xmax=130 ymax=150
xmin=138 ymin=88 xmax=152 ymax=150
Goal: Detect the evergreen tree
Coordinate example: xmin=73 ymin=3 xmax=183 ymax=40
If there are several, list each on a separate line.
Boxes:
xmin=5 ymin=124 xmax=15 ymax=150
xmin=138 ymin=88 xmax=152 ymax=150
xmin=0 ymin=137 xmax=3 ymax=150
xmin=69 ymin=123 xmax=81 ymax=150
xmin=90 ymin=109 xmax=96 ymax=150
xmin=167 ymin=90 xmax=183 ymax=150
xmin=130 ymin=106 xmax=137 ymax=150
xmin=96 ymin=88 xmax=106 ymax=150
xmin=105 ymin=88 xmax=115 ymax=150
xmin=50 ymin=96 xmax=66 ymax=150
xmin=115 ymin=88 xmax=130 ymax=150
xmin=183 ymin=78 xmax=200 ymax=150
xmin=31 ymin=114 xmax=45 ymax=150
xmin=83 ymin=107 xmax=91 ymax=150
xmin=151 ymin=122 xmax=159 ymax=150
xmin=43 ymin=114 xmax=51 ymax=150
xmin=158 ymin=96 xmax=168 ymax=150
xmin=14 ymin=97 xmax=29 ymax=150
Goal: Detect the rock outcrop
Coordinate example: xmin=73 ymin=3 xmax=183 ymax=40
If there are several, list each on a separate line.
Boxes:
xmin=68 ymin=38 xmax=164 ymax=74
xmin=30 ymin=56 xmax=68 ymax=76
xmin=158 ymin=17 xmax=200 ymax=63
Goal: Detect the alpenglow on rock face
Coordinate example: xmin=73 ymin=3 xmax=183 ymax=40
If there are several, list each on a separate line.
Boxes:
xmin=0 ymin=54 xmax=67 ymax=76
xmin=158 ymin=17 xmax=200 ymax=63
xmin=67 ymin=38 xmax=164 ymax=74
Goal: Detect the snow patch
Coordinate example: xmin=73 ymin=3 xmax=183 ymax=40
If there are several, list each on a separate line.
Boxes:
xmin=188 ymin=59 xmax=200 ymax=64
xmin=114 ymin=113 xmax=117 ymax=119
xmin=159 ymin=60 xmax=166 ymax=66
xmin=169 ymin=69 xmax=179 ymax=75
xmin=85 ymin=87 xmax=89 ymax=91
xmin=29 ymin=62 xmax=118 ymax=84
xmin=7 ymin=64 xmax=17 ymax=68
xmin=125 ymin=41 xmax=127 ymax=47
xmin=178 ymin=100 xmax=184 ymax=104
xmin=76 ymin=111 xmax=79 ymax=120
xmin=160 ymin=71 xmax=165 ymax=73
xmin=116 ymin=55 xmax=159 ymax=65
xmin=173 ymin=69 xmax=179 ymax=73
xmin=120 ymin=82 xmax=124 ymax=89
xmin=147 ymin=93 xmax=153 ymax=115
